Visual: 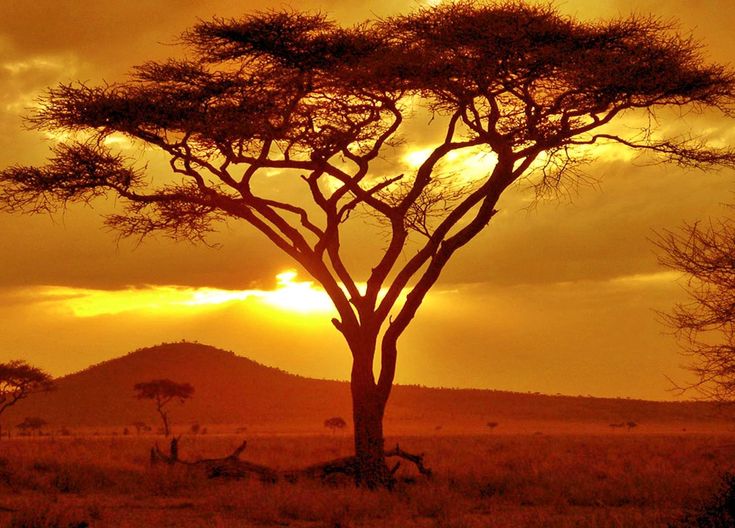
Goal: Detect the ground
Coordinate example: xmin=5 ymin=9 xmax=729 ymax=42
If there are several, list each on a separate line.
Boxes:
xmin=0 ymin=431 xmax=732 ymax=527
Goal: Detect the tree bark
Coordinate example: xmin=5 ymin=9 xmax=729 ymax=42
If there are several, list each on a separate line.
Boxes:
xmin=350 ymin=354 xmax=390 ymax=488
xmin=158 ymin=406 xmax=170 ymax=437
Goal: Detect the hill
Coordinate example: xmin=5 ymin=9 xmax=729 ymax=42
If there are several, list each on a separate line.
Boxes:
xmin=6 ymin=342 xmax=727 ymax=434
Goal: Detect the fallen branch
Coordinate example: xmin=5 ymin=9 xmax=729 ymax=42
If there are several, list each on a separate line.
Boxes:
xmin=288 ymin=455 xmax=359 ymax=481
xmin=150 ymin=437 xmax=278 ymax=482
xmin=149 ymin=438 xmax=432 ymax=485
xmin=385 ymin=443 xmax=433 ymax=478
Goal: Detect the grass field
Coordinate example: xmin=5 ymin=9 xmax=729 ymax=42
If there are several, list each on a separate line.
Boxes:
xmin=0 ymin=432 xmax=733 ymax=527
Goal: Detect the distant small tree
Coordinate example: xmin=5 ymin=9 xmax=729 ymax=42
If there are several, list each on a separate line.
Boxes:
xmin=17 ymin=416 xmax=47 ymax=436
xmin=0 ymin=361 xmax=54 ymax=440
xmin=133 ymin=379 xmax=194 ymax=437
xmin=486 ymin=421 xmax=499 ymax=431
xmin=190 ymin=422 xmax=201 ymax=435
xmin=132 ymin=421 xmax=148 ymax=435
xmin=626 ymin=421 xmax=638 ymax=430
xmin=324 ymin=416 xmax=347 ymax=434
xmin=15 ymin=423 xmax=29 ymax=437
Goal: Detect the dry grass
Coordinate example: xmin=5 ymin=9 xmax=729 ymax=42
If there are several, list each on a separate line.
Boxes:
xmin=0 ymin=432 xmax=732 ymax=527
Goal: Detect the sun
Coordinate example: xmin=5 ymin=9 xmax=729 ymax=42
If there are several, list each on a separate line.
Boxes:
xmin=262 ymin=271 xmax=336 ymax=314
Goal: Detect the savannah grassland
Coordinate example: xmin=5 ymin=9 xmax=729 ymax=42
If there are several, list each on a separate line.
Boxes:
xmin=0 ymin=430 xmax=733 ymax=528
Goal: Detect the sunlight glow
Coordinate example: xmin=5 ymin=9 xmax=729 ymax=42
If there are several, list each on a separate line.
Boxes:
xmin=102 ymin=133 xmax=134 ymax=148
xmin=610 ymin=271 xmax=681 ymax=285
xmin=2 ymin=57 xmax=63 ymax=75
xmin=262 ymin=271 xmax=336 ymax=313
xmin=38 ymin=270 xmax=336 ymax=318
xmin=402 ymin=146 xmax=498 ymax=181
xmin=402 ymin=148 xmax=433 ymax=168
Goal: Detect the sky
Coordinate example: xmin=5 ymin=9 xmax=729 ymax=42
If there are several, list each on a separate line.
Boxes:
xmin=0 ymin=0 xmax=734 ymax=400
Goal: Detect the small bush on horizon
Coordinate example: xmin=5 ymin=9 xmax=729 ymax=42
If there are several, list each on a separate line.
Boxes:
xmin=324 ymin=417 xmax=347 ymax=434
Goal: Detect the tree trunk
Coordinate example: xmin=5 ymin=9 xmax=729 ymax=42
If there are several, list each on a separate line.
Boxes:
xmin=159 ymin=410 xmax=170 ymax=437
xmin=351 ymin=356 xmax=390 ymax=488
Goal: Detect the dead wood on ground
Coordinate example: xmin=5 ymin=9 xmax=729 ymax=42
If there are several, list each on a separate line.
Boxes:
xmin=150 ymin=438 xmax=431 ymax=485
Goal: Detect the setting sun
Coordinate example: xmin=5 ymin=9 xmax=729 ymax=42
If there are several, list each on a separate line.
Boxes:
xmin=37 ymin=270 xmax=335 ymax=318
xmin=262 ymin=271 xmax=335 ymax=313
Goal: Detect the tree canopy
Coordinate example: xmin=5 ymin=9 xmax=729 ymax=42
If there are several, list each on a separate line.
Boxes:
xmin=0 ymin=360 xmax=55 ymax=416
xmin=325 ymin=416 xmax=348 ymax=432
xmin=134 ymin=379 xmax=194 ymax=437
xmin=133 ymin=379 xmax=194 ymax=403
xmin=16 ymin=416 xmax=47 ymax=434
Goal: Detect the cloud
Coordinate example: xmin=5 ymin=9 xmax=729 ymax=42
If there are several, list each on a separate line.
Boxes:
xmin=441 ymin=158 xmax=734 ymax=287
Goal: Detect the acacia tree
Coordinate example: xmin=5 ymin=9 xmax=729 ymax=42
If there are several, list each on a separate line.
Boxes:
xmin=16 ymin=416 xmax=47 ymax=437
xmin=132 ymin=420 xmax=149 ymax=435
xmin=0 ymin=361 xmax=54 ymax=440
xmin=656 ymin=217 xmax=735 ymax=401
xmin=1 ymin=2 xmax=734 ymax=486
xmin=325 ymin=416 xmax=347 ymax=433
xmin=133 ymin=379 xmax=194 ymax=437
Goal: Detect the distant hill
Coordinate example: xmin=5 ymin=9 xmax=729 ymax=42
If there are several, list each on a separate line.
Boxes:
xmin=6 ymin=342 xmax=727 ymax=433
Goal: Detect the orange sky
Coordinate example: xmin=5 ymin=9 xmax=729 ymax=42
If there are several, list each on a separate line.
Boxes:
xmin=0 ymin=0 xmax=733 ymax=400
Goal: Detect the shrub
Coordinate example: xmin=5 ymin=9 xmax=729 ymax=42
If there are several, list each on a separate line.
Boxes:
xmin=9 ymin=501 xmax=88 ymax=528
xmin=672 ymin=472 xmax=735 ymax=527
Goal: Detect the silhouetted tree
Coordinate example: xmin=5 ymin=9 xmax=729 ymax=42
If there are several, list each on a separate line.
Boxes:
xmin=486 ymin=421 xmax=499 ymax=431
xmin=17 ymin=416 xmax=47 ymax=436
xmin=657 ymin=217 xmax=735 ymax=402
xmin=1 ymin=2 xmax=734 ymax=486
xmin=133 ymin=379 xmax=194 ymax=437
xmin=132 ymin=421 xmax=148 ymax=435
xmin=0 ymin=361 xmax=54 ymax=440
xmin=324 ymin=416 xmax=347 ymax=433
